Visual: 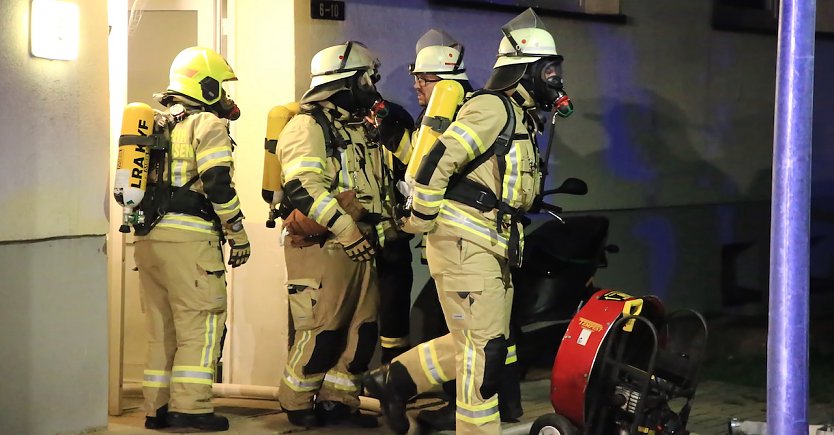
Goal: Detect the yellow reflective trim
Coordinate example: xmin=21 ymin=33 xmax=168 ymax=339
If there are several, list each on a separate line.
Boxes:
xmin=505 ymin=344 xmax=518 ymax=364
xmin=196 ymin=145 xmax=230 ymax=162
xmin=283 ymin=157 xmax=326 ymax=179
xmin=197 ymin=156 xmax=233 ymax=174
xmin=380 ymin=336 xmax=409 ymax=348
xmin=447 ymin=130 xmax=475 ymax=160
xmin=438 ymin=204 xmax=508 ymax=249
xmin=173 ymin=366 xmax=213 ymax=373
xmin=428 ymin=340 xmax=449 ymax=382
xmin=290 ymin=331 xmax=312 ymax=368
xmin=322 ymin=372 xmax=361 ymax=391
xmin=200 ymin=312 xmax=220 ymax=367
xmin=502 ymin=147 xmax=521 ymax=205
xmin=447 ymin=122 xmax=486 ymax=160
xmin=456 ymin=398 xmax=500 ymax=424
xmin=457 ymin=397 xmax=499 ymax=411
xmin=171 ymin=377 xmax=213 ymax=385
xmin=144 ymin=369 xmax=170 ymax=376
xmin=395 ymin=132 xmax=412 ymax=163
xmin=157 ymin=214 xmax=218 ymax=235
xmin=417 ymin=343 xmax=438 ymax=385
xmin=142 ymin=381 xmax=169 ymax=388
xmin=462 ymin=330 xmax=476 ymax=404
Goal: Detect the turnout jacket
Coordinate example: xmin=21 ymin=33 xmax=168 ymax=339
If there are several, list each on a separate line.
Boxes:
xmin=276 ymin=101 xmax=385 ymax=242
xmin=144 ymin=110 xmax=242 ymax=241
xmin=406 ymin=85 xmax=542 ymax=259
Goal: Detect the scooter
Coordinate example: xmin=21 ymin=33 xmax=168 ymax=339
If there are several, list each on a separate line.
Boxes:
xmin=409 ymin=177 xmax=613 ymax=358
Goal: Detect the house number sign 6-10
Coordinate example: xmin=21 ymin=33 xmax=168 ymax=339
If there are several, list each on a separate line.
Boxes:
xmin=312 ymin=1 xmax=345 ymax=21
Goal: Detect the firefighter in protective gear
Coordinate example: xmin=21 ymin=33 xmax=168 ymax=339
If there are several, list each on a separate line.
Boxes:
xmin=134 ymin=46 xmax=248 ymax=433
xmin=369 ymin=29 xmax=475 ymax=368
xmin=275 ymin=41 xmax=384 ymax=429
xmin=365 ymin=9 xmax=565 ymax=434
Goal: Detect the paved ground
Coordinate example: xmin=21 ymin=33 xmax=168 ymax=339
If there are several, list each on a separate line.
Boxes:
xmin=103 ymin=377 xmax=834 ymax=435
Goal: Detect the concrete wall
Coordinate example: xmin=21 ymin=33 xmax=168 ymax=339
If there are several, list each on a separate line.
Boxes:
xmin=222 ymin=0 xmax=297 ymax=386
xmin=0 ymin=0 xmax=110 ymax=434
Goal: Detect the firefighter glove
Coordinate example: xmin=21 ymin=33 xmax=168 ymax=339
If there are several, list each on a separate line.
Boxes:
xmin=341 ymin=225 xmax=376 ymax=262
xmin=377 ymin=101 xmax=414 ymax=152
xmin=224 ymin=220 xmax=251 ymax=268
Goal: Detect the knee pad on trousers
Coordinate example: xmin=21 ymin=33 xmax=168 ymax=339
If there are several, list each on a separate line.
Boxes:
xmin=479 ymin=337 xmax=508 ymax=399
xmin=303 ymin=330 xmax=343 ymax=375
xmin=347 ymin=322 xmax=378 ymax=373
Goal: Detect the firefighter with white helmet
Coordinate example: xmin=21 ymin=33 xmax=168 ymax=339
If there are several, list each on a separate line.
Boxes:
xmin=365 ymin=9 xmax=572 ymax=434
xmin=371 ymin=28 xmax=478 ymax=371
xmin=134 ymin=46 xmax=249 ymax=432
xmin=273 ymin=41 xmax=385 ymax=428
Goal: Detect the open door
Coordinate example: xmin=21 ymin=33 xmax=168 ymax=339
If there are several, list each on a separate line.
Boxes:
xmin=108 ymin=0 xmax=224 ymax=416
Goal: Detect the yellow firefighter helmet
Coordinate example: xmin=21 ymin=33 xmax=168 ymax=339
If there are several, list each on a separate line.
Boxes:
xmin=167 ymin=46 xmax=237 ymax=106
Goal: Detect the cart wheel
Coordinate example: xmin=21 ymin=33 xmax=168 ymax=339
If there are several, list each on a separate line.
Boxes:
xmin=529 ymin=413 xmax=580 ymax=435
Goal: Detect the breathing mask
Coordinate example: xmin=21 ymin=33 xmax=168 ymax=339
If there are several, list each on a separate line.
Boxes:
xmin=521 ymin=58 xmax=574 ymax=118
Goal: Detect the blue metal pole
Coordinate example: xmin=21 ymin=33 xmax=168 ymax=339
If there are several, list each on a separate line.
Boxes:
xmin=769 ymin=0 xmax=815 ymax=433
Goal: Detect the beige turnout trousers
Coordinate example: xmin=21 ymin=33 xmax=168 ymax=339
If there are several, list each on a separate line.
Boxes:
xmin=278 ymin=238 xmax=380 ymax=411
xmin=393 ymin=234 xmax=513 ymax=434
xmin=134 ymin=231 xmax=227 ymax=415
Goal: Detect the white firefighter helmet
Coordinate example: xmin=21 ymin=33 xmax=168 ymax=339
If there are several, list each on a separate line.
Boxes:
xmin=309 ymin=41 xmax=379 ymax=88
xmin=494 ymin=8 xmax=560 ymax=68
xmin=485 ymin=8 xmax=563 ymax=91
xmin=410 ymin=29 xmax=469 ymax=81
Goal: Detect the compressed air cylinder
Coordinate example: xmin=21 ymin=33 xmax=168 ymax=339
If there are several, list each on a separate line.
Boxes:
xmin=405 ymin=80 xmax=464 ymax=183
xmin=114 ymin=102 xmax=154 ymax=232
xmin=263 ymin=102 xmax=300 ymax=228
xmin=262 ymin=102 xmax=300 ymax=205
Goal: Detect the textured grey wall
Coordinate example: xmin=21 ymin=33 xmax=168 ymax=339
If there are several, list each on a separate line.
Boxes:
xmin=0 ymin=0 xmax=110 ymax=433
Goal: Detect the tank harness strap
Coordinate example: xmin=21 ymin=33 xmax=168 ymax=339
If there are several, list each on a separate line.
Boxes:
xmin=421 ymin=114 xmax=453 ymax=133
xmin=168 ymin=175 xmax=220 ymax=227
xmin=443 ymin=90 xmax=526 ymax=266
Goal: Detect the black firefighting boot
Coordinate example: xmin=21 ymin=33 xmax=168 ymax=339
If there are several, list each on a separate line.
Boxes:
xmin=144 ymin=404 xmax=170 ymax=430
xmin=363 ymin=362 xmax=416 ymax=435
xmin=315 ymin=400 xmax=378 ymax=428
xmin=285 ymin=408 xmax=320 ymax=428
xmin=498 ymin=359 xmax=523 ymax=422
xmin=166 ymin=411 xmax=229 ymax=432
xmin=416 ymin=380 xmax=456 ymax=431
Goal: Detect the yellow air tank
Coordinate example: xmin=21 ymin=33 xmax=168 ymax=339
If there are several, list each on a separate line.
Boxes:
xmin=114 ymin=102 xmax=154 ymax=233
xmin=263 ymin=102 xmax=300 ymax=227
xmin=405 ymin=80 xmax=464 ymax=183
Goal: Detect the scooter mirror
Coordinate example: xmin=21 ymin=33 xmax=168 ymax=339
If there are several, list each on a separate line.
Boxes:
xmin=544 ymin=177 xmax=588 ymax=196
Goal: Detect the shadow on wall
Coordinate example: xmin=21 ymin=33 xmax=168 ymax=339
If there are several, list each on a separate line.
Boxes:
xmin=554 ymin=90 xmax=772 ymax=313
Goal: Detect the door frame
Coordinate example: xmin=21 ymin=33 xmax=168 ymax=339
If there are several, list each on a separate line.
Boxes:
xmin=107 ymin=0 xmax=225 ymax=416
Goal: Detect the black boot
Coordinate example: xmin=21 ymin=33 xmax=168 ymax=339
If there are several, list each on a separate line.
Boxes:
xmin=416 ymin=400 xmax=456 ymax=432
xmin=363 ymin=362 xmax=415 ymax=435
xmin=315 ymin=400 xmax=378 ymax=428
xmin=498 ymin=359 xmax=523 ymax=422
xmin=285 ymin=408 xmax=320 ymax=428
xmin=417 ymin=380 xmax=455 ymax=431
xmin=167 ymin=411 xmax=229 ymax=432
xmin=144 ymin=404 xmax=170 ymax=430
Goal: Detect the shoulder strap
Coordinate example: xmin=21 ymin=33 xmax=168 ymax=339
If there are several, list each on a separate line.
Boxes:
xmin=301 ymin=104 xmax=344 ymax=158
xmin=455 ymin=90 xmax=516 ymax=180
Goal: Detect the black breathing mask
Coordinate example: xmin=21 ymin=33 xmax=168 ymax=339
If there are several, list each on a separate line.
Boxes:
xmin=350 ymin=70 xmax=382 ymax=114
xmin=522 ymin=58 xmax=574 ymax=118
xmin=213 ymin=89 xmax=241 ymax=121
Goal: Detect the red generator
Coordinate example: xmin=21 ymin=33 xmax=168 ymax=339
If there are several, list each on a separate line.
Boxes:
xmin=529 ymin=289 xmax=708 ymax=435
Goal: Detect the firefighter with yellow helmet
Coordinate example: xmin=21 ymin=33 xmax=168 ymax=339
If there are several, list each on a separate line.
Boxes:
xmin=274 ymin=41 xmax=385 ymax=428
xmin=366 ymin=9 xmax=572 ymax=434
xmin=134 ymin=46 xmax=249 ymax=432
